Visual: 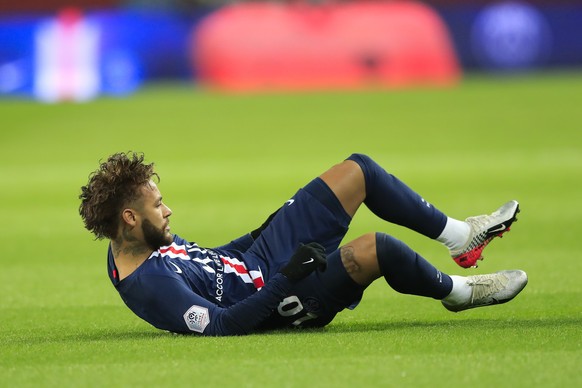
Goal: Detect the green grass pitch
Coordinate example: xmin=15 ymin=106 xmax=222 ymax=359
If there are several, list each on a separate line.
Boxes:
xmin=0 ymin=72 xmax=580 ymax=387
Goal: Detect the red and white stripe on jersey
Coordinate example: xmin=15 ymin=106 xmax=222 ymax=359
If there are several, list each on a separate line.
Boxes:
xmin=186 ymin=244 xmax=207 ymax=255
xmin=221 ymin=256 xmax=265 ymax=290
xmin=155 ymin=242 xmax=265 ymax=290
xmin=157 ymin=243 xmax=190 ymax=261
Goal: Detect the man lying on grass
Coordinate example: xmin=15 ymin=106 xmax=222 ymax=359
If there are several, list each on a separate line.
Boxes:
xmin=79 ymin=152 xmax=527 ymax=336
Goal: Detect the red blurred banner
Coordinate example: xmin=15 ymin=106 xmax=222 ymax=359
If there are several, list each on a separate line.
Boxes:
xmin=194 ymin=1 xmax=460 ymax=91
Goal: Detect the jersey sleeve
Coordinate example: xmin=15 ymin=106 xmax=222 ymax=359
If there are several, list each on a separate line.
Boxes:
xmin=137 ymin=272 xmax=293 ymax=336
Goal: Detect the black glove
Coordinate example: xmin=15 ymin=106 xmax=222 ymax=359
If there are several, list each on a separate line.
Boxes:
xmin=280 ymin=242 xmax=327 ymax=282
xmin=250 ymin=207 xmax=282 ymax=240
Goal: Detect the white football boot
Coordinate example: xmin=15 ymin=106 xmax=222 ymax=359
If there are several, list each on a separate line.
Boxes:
xmin=451 ymin=200 xmax=520 ymax=268
xmin=442 ymin=270 xmax=528 ymax=312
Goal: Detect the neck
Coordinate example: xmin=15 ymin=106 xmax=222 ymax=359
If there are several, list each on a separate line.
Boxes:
xmin=111 ymin=239 xmax=154 ymax=280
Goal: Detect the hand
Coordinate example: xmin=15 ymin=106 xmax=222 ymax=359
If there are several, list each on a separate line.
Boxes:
xmin=280 ymin=242 xmax=327 ymax=282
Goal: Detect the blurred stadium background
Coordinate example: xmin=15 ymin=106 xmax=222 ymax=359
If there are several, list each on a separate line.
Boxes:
xmin=1 ymin=1 xmax=581 ymax=386
xmin=1 ymin=0 xmax=582 ymax=100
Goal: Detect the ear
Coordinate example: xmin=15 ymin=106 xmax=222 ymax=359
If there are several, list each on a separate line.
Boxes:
xmin=121 ymin=208 xmax=138 ymax=227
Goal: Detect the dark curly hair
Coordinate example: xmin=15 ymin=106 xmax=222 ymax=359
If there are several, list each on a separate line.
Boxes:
xmin=79 ymin=152 xmax=158 ymax=240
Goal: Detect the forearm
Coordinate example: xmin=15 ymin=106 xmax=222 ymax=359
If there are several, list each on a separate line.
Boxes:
xmin=207 ymin=243 xmax=326 ymax=336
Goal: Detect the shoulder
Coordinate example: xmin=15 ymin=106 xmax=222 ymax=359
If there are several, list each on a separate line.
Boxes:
xmin=172 ymin=234 xmax=191 ymax=246
xmin=127 ymin=269 xmax=186 ymax=302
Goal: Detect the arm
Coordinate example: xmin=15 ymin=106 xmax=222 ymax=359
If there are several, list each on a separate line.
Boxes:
xmin=139 ymin=243 xmax=326 ymax=336
xmin=141 ymin=272 xmax=294 ymax=336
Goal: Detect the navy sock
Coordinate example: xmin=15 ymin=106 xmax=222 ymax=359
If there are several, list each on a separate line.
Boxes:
xmin=376 ymin=233 xmax=452 ymax=299
xmin=347 ymin=153 xmax=447 ymax=239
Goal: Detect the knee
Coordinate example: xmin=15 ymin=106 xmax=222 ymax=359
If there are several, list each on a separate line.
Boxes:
xmin=340 ymin=233 xmax=375 ymax=269
xmin=346 ymin=153 xmax=373 ymax=171
xmin=346 ymin=153 xmax=379 ymax=191
xmin=340 ymin=233 xmax=380 ymax=286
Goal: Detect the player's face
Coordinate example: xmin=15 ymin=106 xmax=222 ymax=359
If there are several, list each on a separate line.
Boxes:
xmin=138 ymin=181 xmax=173 ymax=250
xmin=142 ymin=217 xmax=172 ymax=251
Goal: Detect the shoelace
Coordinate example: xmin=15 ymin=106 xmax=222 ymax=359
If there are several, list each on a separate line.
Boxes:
xmin=468 ymin=273 xmax=509 ymax=303
xmin=467 ymin=214 xmax=490 ymax=231
xmin=462 ymin=215 xmax=491 ymax=250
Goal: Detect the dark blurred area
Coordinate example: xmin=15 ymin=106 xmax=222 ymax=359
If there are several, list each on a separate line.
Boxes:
xmin=2 ymin=0 xmax=579 ymax=13
xmin=1 ymin=0 xmax=581 ymax=101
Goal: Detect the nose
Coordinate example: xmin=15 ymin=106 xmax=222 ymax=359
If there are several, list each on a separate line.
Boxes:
xmin=163 ymin=204 xmax=172 ymax=217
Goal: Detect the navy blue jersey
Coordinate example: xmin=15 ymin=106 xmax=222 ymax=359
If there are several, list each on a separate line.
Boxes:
xmin=107 ymin=178 xmax=363 ymax=336
xmin=108 ymin=234 xmax=296 ymax=335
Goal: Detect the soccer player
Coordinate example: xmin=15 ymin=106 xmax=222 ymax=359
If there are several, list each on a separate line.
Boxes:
xmin=79 ymin=152 xmax=527 ymax=336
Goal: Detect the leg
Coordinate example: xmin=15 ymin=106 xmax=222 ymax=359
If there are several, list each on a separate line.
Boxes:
xmin=318 ymin=159 xmax=366 ymax=218
xmin=338 ymin=232 xmax=528 ymax=311
xmin=336 ymin=233 xmax=381 ymax=287
xmin=320 ymin=154 xmax=447 ymax=238
xmin=336 ymin=232 xmax=452 ymax=300
xmin=320 ymin=154 xmax=520 ymax=269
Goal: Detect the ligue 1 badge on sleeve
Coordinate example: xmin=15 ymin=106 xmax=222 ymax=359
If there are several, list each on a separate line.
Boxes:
xmin=183 ymin=305 xmax=210 ymax=333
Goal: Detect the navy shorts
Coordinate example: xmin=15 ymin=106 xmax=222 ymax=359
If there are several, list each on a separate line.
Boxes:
xmin=247 ymin=178 xmax=366 ymax=329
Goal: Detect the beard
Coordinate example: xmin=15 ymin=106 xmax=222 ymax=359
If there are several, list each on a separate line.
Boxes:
xmin=142 ymin=218 xmax=172 ymax=251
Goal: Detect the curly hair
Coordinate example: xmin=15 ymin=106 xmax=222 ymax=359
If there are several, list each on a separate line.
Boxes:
xmin=79 ymin=152 xmax=158 ymax=240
